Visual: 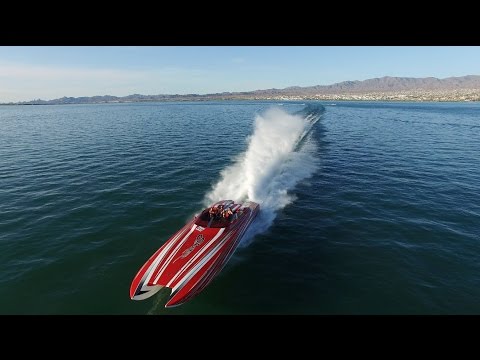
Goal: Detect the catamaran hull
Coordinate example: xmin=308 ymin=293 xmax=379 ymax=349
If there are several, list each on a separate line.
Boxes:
xmin=130 ymin=200 xmax=259 ymax=307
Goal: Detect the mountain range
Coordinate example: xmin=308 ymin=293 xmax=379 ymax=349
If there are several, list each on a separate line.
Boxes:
xmin=5 ymin=75 xmax=480 ymax=105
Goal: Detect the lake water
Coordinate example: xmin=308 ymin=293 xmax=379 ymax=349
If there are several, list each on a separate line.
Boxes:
xmin=1 ymin=101 xmax=479 ymax=314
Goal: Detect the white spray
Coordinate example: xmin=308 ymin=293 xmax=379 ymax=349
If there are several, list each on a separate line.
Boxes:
xmin=204 ymin=106 xmax=320 ymax=246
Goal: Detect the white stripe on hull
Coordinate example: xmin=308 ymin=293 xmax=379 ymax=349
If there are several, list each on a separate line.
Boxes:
xmin=152 ymin=223 xmax=197 ymax=284
xmin=133 ymin=224 xmax=192 ymax=297
xmin=171 ymin=231 xmax=236 ymax=294
xmin=170 ymin=210 xmax=255 ymax=297
xmin=165 ymin=227 xmax=225 ymax=287
xmin=142 ymin=223 xmax=192 ymax=287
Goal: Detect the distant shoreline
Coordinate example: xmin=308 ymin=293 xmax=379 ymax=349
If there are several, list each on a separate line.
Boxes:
xmin=2 ymin=97 xmax=480 ymax=105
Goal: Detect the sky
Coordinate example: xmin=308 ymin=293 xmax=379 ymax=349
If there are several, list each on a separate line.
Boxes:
xmin=1 ymin=46 xmax=480 ymax=102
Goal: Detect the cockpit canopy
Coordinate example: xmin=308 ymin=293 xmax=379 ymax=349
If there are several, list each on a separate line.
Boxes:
xmin=194 ymin=201 xmax=246 ymax=228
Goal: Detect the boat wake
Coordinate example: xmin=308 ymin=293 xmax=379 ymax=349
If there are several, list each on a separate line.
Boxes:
xmin=204 ymin=105 xmax=324 ymax=246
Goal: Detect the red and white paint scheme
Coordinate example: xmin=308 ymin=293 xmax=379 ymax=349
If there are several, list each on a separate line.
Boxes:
xmin=130 ymin=200 xmax=260 ymax=307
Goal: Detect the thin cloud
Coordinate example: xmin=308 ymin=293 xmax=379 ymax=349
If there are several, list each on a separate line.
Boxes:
xmin=232 ymin=57 xmax=246 ymax=64
xmin=0 ymin=62 xmax=216 ymax=102
xmin=0 ymin=62 xmax=146 ymax=81
xmin=0 ymin=62 xmax=212 ymax=83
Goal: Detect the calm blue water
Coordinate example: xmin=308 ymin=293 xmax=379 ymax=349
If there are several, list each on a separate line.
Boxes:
xmin=0 ymin=101 xmax=479 ymax=314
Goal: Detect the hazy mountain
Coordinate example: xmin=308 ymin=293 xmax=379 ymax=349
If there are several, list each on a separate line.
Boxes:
xmin=5 ymin=75 xmax=480 ymax=105
xmin=278 ymin=75 xmax=480 ymax=94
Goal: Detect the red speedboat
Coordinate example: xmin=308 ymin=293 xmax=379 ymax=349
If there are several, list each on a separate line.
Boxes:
xmin=130 ymin=200 xmax=260 ymax=307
